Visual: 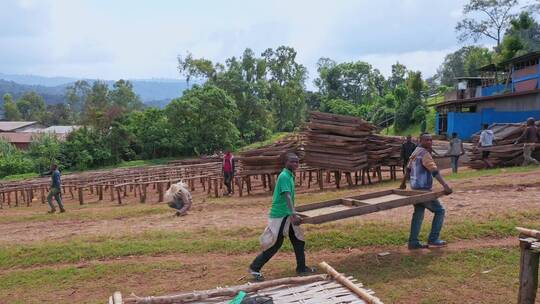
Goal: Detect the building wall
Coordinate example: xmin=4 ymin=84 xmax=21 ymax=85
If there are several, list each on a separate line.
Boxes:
xmin=477 ymin=92 xmax=540 ymax=112
xmin=446 ymin=106 xmax=540 ymax=140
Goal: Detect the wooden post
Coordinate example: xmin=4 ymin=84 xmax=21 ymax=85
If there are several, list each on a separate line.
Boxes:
xmin=116 ymin=188 xmax=123 ymax=204
xmin=213 ymin=179 xmax=219 ymax=198
xmin=123 ymin=185 xmax=128 ymax=198
xmin=110 ymin=185 xmax=115 ymax=201
xmin=246 ymin=176 xmax=251 ymax=195
xmin=262 ymin=174 xmax=267 ymax=189
xmin=69 ymin=186 xmax=74 ymax=199
xmin=377 ymin=167 xmax=382 ymax=182
xmin=15 ymin=190 xmax=19 ymax=207
xmin=157 ymin=182 xmax=164 ymax=203
xmin=237 ymin=176 xmax=243 ymax=197
xmin=318 ymin=169 xmax=324 ymax=190
xmin=308 ymin=171 xmax=312 ymax=189
xmin=345 ymin=172 xmax=353 ymax=187
xmin=141 ymin=184 xmax=147 ymax=203
xmin=78 ymin=187 xmax=84 ymax=205
xmin=518 ymin=239 xmax=540 ymax=304
xmin=98 ymin=185 xmax=103 ymax=201
xmin=334 ymin=171 xmax=341 ymax=189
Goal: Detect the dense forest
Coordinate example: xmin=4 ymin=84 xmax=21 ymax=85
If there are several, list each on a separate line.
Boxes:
xmin=1 ymin=0 xmax=539 ymax=177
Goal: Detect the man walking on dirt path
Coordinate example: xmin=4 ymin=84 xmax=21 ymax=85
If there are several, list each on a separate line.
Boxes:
xmin=477 ymin=124 xmax=495 ymax=168
xmin=401 ymin=135 xmax=417 ymax=174
xmin=446 ymin=132 xmax=464 ymax=174
xmin=222 ymin=150 xmax=235 ymax=195
xmin=400 ymin=133 xmax=452 ymax=249
xmin=42 ymin=163 xmax=65 ymax=214
xmin=514 ymin=117 xmax=540 ymax=166
xmin=248 ymin=153 xmax=316 ymax=281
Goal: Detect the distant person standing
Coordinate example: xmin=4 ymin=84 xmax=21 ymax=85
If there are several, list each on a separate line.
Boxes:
xmin=222 ymin=150 xmax=235 ymax=195
xmin=477 ymin=124 xmax=495 ymax=168
xmin=446 ymin=132 xmax=464 ymax=173
xmin=400 ymin=135 xmax=417 ymax=173
xmin=514 ymin=117 xmax=540 ymax=166
xmin=42 ymin=163 xmax=65 ymax=214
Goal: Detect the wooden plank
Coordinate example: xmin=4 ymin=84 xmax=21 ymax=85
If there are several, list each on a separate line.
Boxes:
xmin=302 ymin=191 xmax=445 ymax=224
xmin=296 ymin=198 xmax=343 ymax=212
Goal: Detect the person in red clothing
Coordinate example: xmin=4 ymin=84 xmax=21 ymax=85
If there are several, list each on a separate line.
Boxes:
xmin=222 ymin=150 xmax=235 ymax=195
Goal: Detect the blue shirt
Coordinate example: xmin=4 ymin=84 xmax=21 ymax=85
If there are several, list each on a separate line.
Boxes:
xmin=51 ymin=170 xmax=61 ymax=189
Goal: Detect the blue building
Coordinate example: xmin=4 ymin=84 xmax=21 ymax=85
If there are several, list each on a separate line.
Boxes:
xmin=434 ymin=51 xmax=540 ymax=140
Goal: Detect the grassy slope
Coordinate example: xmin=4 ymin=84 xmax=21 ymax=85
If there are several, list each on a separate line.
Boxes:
xmin=382 ymin=94 xmax=443 ymax=136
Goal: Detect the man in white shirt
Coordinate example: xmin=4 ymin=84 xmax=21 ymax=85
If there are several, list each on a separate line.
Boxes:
xmin=477 ymin=124 xmax=495 ymax=168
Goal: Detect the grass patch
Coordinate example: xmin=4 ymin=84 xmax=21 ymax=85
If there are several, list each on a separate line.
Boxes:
xmin=342 ymin=247 xmax=519 ymax=303
xmin=2 ymin=210 xmax=537 ymax=269
xmin=0 ymin=204 xmax=173 ymax=224
xmin=0 ymin=261 xmax=185 ymax=303
xmin=446 ymin=165 xmax=540 ymax=181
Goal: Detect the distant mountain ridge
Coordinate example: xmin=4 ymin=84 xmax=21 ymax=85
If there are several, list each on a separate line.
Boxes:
xmin=0 ymin=73 xmax=190 ymax=108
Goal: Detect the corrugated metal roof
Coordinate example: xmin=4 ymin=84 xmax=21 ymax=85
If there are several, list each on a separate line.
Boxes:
xmin=0 ymin=132 xmax=35 ymax=143
xmin=0 ymin=121 xmax=38 ymax=132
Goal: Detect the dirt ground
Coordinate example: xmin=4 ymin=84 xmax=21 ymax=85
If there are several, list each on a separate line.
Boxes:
xmin=1 ymin=169 xmax=540 ymax=303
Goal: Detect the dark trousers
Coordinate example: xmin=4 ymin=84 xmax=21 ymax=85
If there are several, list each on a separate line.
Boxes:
xmin=250 ymin=216 xmax=306 ymax=272
xmin=223 ymin=172 xmax=233 ymax=194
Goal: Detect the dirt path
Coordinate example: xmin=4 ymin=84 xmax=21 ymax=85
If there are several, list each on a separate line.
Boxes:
xmin=1 ymin=170 xmax=540 ymax=245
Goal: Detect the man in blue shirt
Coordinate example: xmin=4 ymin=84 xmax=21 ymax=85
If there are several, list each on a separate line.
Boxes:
xmin=42 ymin=163 xmax=65 ymax=213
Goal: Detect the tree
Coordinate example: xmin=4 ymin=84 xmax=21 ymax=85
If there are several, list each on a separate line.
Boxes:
xmin=108 ymin=79 xmax=144 ymax=112
xmin=498 ymin=12 xmax=540 ymax=61
xmin=456 ymin=0 xmax=519 ymax=48
xmin=16 ymin=91 xmax=45 ymax=121
xmin=83 ymin=81 xmax=110 ymax=130
xmin=315 ymin=58 xmax=382 ymax=104
xmin=166 ymin=85 xmax=239 ymax=155
xmin=3 ymin=94 xmax=22 ymax=120
xmin=28 ymin=134 xmax=62 ymax=173
xmin=388 ymin=62 xmax=408 ymax=90
xmin=126 ymin=108 xmax=179 ymax=159
xmin=65 ymin=80 xmax=90 ymax=122
xmin=263 ymin=46 xmax=308 ymax=131
xmin=177 ymin=52 xmax=219 ymax=86
xmin=436 ymin=46 xmax=492 ymax=86
xmin=40 ymin=104 xmax=71 ymax=126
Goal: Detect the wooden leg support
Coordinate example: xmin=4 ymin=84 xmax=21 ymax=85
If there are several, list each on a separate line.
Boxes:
xmin=518 ymin=240 xmax=540 ymax=304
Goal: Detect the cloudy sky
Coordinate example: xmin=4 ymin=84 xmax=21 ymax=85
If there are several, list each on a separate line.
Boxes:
xmin=1 ymin=0 xmax=473 ymax=84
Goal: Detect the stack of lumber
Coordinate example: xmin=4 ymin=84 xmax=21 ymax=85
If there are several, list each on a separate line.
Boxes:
xmin=304 ymin=112 xmax=376 ymax=171
xmin=367 ymin=134 xmax=403 ymax=167
xmin=466 ymin=122 xmax=537 ymax=169
xmin=239 ymin=134 xmax=303 ymax=175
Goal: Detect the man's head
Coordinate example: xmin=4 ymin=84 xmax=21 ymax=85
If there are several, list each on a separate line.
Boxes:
xmin=483 ymin=124 xmax=489 ymax=130
xmin=50 ymin=163 xmax=58 ymax=171
xmin=406 ymin=135 xmax=412 ymax=142
xmin=419 ymin=133 xmax=433 ymax=150
xmin=283 ymin=152 xmax=299 ymax=172
xmin=527 ymin=117 xmax=535 ymax=126
xmin=452 ymin=132 xmax=457 ymax=138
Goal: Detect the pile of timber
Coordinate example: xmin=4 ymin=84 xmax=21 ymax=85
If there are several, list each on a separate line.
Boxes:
xmin=466 ymin=122 xmax=538 ymax=169
xmin=367 ymin=134 xmax=403 ymax=167
xmin=304 ymin=112 xmax=376 ymax=171
xmin=238 ymin=134 xmax=304 ymax=175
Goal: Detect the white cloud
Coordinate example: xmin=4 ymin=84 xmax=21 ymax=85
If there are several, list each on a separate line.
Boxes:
xmin=0 ymin=0 xmax=470 ymax=82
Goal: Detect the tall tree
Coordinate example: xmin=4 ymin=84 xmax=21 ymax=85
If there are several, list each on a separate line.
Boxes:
xmin=456 ymin=0 xmax=519 ymax=48
xmin=65 ymin=80 xmax=90 ymax=122
xmin=2 ymin=93 xmax=22 ymax=120
xmin=166 ymin=85 xmax=239 ymax=155
xmin=436 ymin=46 xmax=492 ymax=86
xmin=388 ymin=62 xmax=408 ymax=90
xmin=263 ymin=46 xmax=308 ymax=131
xmin=16 ymin=91 xmax=45 ymax=121
xmin=83 ymin=81 xmax=110 ymax=130
xmin=498 ymin=12 xmax=540 ymax=61
xmin=108 ymin=79 xmax=144 ymax=112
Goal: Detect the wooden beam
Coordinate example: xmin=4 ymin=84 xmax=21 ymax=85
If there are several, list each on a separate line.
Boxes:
xmin=518 ymin=240 xmax=540 ymax=304
xmin=302 ymin=190 xmax=445 ymax=225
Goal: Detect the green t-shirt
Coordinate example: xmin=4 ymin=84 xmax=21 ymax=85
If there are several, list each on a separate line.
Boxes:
xmin=269 ymin=168 xmax=295 ymax=218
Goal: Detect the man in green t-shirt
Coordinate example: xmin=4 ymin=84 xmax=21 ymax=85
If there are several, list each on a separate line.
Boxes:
xmin=248 ymin=153 xmax=315 ymax=281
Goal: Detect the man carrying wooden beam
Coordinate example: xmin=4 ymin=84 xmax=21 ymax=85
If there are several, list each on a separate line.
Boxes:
xmin=248 ymin=152 xmax=316 ymax=281
xmin=400 ymin=133 xmax=452 ymax=249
